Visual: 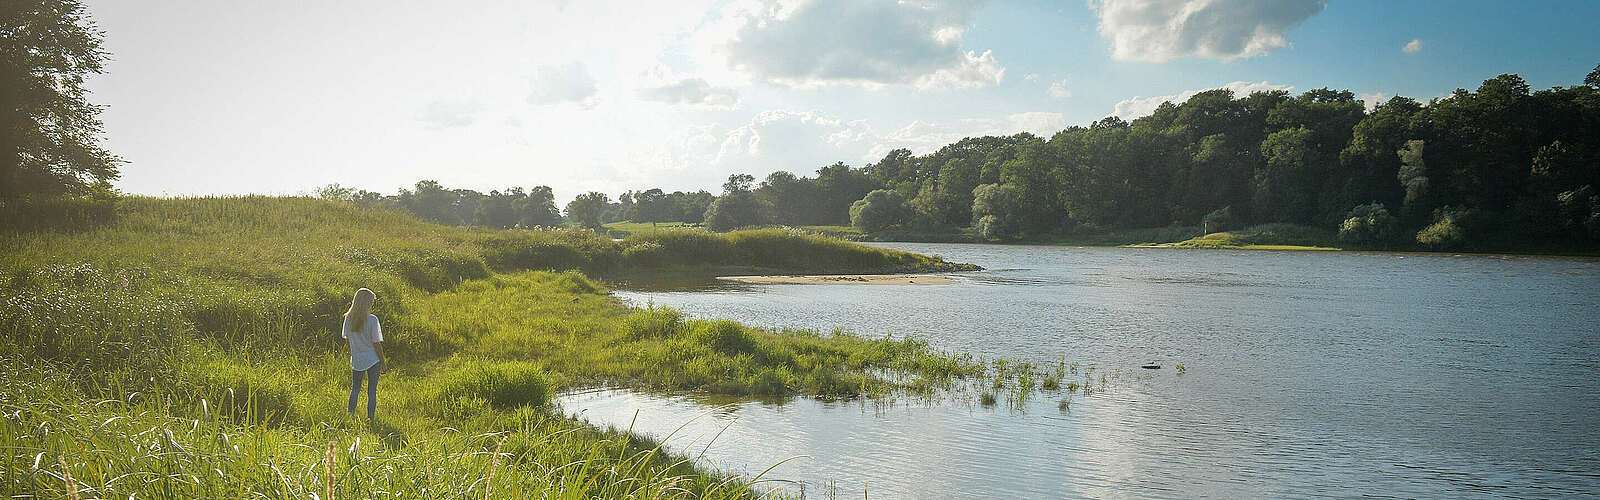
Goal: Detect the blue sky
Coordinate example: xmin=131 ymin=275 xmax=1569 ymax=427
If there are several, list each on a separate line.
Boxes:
xmin=82 ymin=0 xmax=1600 ymax=201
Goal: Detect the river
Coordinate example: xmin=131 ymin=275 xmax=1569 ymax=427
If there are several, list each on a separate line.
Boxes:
xmin=561 ymin=244 xmax=1600 ymax=498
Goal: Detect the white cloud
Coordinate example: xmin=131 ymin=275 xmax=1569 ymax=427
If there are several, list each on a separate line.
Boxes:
xmin=527 ymin=62 xmax=599 ymax=108
xmin=1090 ymin=0 xmax=1327 ymax=62
xmin=1112 ymin=80 xmax=1293 ymax=118
xmin=416 ymin=97 xmax=482 ymax=129
xmin=1049 ymin=79 xmax=1073 ymax=99
xmin=652 ymin=109 xmax=1064 ymax=188
xmin=871 ymin=112 xmax=1066 ymax=158
xmin=1024 ymin=73 xmax=1041 ymax=82
xmin=637 ymin=77 xmax=741 ymax=109
xmin=1403 ymin=38 xmax=1422 ymax=54
xmin=1358 ymin=92 xmax=1390 ymax=112
xmin=711 ymin=0 xmax=1004 ymax=89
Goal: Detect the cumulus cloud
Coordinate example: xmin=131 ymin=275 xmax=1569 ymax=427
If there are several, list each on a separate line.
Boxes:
xmin=1049 ymin=79 xmax=1073 ymax=99
xmin=715 ymin=0 xmax=1004 ymax=89
xmin=1024 ymin=73 xmax=1041 ymax=82
xmin=1112 ymin=80 xmax=1293 ymax=118
xmin=637 ymin=77 xmax=741 ymax=108
xmin=527 ymin=62 xmax=599 ymax=108
xmin=1090 ymin=0 xmax=1327 ymax=62
xmin=1403 ymin=38 xmax=1422 ymax=54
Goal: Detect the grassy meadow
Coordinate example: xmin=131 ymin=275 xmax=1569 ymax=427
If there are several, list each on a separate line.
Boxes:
xmin=0 ymin=196 xmax=980 ymax=498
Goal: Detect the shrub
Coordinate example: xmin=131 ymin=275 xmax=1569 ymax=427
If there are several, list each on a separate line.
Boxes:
xmin=1338 ymin=202 xmax=1400 ymax=247
xmin=1416 ymin=206 xmax=1471 ymax=249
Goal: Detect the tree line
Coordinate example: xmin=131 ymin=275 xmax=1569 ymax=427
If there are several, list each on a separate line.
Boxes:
xmin=845 ymin=69 xmax=1600 ymax=249
xmin=322 ymin=68 xmax=1599 ymax=251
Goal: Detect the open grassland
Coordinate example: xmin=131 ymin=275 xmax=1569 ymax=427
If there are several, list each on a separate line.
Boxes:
xmin=0 ymin=196 xmax=979 ymax=498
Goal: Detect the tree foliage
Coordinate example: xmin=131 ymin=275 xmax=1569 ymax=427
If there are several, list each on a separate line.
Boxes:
xmin=1 ymin=0 xmax=120 ymax=198
xmin=703 ymin=174 xmax=769 ymax=231
xmin=564 ymin=191 xmax=608 ymax=229
xmin=848 ymin=189 xmax=906 ymax=233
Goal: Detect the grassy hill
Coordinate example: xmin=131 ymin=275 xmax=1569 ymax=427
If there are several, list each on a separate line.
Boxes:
xmin=0 ymin=197 xmax=978 ymax=498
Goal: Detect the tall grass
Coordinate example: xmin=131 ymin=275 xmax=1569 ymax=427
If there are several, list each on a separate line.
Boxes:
xmin=1 ymin=196 xmax=983 ymax=497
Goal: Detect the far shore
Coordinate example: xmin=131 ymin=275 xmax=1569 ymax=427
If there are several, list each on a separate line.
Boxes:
xmin=720 ymin=274 xmax=955 ymax=285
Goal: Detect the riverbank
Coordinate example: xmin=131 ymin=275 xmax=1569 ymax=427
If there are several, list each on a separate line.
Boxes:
xmin=0 ymin=197 xmax=982 ymax=498
xmin=721 ymin=274 xmax=955 ymax=285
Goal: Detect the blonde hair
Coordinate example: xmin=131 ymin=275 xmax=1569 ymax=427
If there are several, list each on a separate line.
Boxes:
xmin=345 ymin=288 xmax=376 ymax=333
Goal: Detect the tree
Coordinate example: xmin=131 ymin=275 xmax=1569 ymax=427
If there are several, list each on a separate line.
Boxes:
xmin=474 ymin=189 xmax=519 ymax=228
xmin=633 ymin=188 xmax=672 ymax=225
xmin=565 ymin=191 xmax=608 ymax=229
xmin=1396 ymin=139 xmax=1430 ymax=220
xmin=517 ymin=185 xmax=562 ymax=227
xmin=1588 ymin=63 xmax=1600 ymax=88
xmin=1255 ymin=126 xmax=1317 ymax=223
xmin=703 ymin=174 xmax=769 ymax=231
xmin=673 ymin=190 xmax=713 ymax=224
xmin=398 ymin=180 xmax=460 ymax=224
xmin=1 ymin=0 xmax=121 ymax=198
xmin=971 ymin=183 xmax=1024 ymax=240
xmin=848 ymin=189 xmax=906 ymax=232
xmin=756 ymin=170 xmax=821 ymax=225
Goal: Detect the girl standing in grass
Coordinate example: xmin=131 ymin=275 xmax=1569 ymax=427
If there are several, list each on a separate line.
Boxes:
xmin=343 ymin=288 xmax=387 ymax=418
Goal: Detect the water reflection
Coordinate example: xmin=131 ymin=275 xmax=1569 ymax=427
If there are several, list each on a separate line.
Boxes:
xmin=589 ymin=245 xmax=1600 ymax=498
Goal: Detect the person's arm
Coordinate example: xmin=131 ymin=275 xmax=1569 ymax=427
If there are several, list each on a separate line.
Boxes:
xmin=373 ymin=342 xmax=387 ymax=373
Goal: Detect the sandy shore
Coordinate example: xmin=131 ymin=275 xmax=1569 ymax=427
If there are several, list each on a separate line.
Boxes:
xmin=719 ymin=274 xmax=954 ymax=285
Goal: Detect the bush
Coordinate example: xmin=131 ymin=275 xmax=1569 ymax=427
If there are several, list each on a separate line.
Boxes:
xmin=1338 ymin=202 xmax=1400 ymax=247
xmin=1416 ymin=206 xmax=1471 ymax=249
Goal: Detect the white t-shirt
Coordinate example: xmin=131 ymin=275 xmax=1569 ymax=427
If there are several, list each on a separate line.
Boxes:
xmin=342 ymin=314 xmax=384 ymax=371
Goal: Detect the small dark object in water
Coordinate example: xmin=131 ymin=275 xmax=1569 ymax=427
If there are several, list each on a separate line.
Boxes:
xmin=1140 ymin=364 xmax=1160 ymax=369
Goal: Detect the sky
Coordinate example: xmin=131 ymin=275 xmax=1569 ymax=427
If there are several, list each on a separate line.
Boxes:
xmin=82 ymin=0 xmax=1600 ymax=202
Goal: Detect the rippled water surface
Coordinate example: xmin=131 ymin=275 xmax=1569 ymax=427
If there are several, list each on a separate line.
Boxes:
xmin=563 ymin=244 xmax=1600 ymax=498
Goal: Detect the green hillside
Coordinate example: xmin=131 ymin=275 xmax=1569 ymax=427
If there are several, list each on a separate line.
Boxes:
xmin=0 ymin=197 xmax=977 ymax=498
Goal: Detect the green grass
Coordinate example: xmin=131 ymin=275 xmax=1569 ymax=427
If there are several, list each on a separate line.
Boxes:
xmin=617 ymin=227 xmax=977 ymax=276
xmin=1168 ymin=223 xmax=1341 ymax=251
xmin=0 ymin=196 xmax=982 ymax=498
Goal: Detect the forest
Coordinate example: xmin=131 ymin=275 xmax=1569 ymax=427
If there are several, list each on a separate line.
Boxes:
xmin=318 ymin=68 xmax=1600 ymax=251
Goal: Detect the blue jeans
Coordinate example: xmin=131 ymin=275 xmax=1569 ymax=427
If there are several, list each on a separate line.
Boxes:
xmin=348 ymin=366 xmax=380 ymax=418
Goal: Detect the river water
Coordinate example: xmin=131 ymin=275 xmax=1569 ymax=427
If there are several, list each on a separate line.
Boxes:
xmin=561 ymin=244 xmax=1600 ymax=498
